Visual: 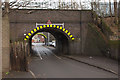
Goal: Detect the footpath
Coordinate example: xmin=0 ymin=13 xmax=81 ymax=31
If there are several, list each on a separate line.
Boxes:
xmin=63 ymin=55 xmax=118 ymax=75
xmin=46 ymin=46 xmax=118 ymax=75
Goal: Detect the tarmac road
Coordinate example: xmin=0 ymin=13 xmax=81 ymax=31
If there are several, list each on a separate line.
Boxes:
xmin=4 ymin=43 xmax=118 ymax=79
xmin=29 ymin=44 xmax=118 ymax=78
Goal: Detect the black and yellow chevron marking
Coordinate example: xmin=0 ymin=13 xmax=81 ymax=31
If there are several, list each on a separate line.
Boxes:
xmin=24 ymin=25 xmax=75 ymax=41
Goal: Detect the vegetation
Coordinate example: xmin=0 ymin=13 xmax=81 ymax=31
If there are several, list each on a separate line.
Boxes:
xmin=88 ymin=23 xmax=109 ymax=56
xmin=101 ymin=19 xmax=113 ymax=36
xmin=88 ymin=23 xmax=107 ymax=43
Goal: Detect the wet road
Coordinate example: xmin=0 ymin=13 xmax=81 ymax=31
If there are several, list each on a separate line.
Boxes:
xmin=4 ymin=43 xmax=118 ymax=78
xmin=28 ymin=44 xmax=117 ymax=78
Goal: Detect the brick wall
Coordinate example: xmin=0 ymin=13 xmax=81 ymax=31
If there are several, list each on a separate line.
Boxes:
xmin=9 ymin=9 xmax=94 ymax=55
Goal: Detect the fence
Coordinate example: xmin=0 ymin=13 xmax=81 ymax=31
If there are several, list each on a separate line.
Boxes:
xmin=10 ymin=41 xmax=30 ymax=71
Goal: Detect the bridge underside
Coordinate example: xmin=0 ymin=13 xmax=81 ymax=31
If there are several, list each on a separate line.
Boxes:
xmin=28 ymin=28 xmax=70 ymax=55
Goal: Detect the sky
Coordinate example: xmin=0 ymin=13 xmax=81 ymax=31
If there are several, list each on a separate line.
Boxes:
xmin=1 ymin=0 xmax=119 ymax=10
xmin=1 ymin=0 xmax=120 ymax=2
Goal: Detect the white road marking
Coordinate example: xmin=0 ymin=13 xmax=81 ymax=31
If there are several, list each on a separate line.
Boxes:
xmin=33 ymin=44 xmax=61 ymax=60
xmin=29 ymin=70 xmax=37 ymax=79
xmin=35 ymin=46 xmax=43 ymax=60
xmin=53 ymin=54 xmax=62 ymax=59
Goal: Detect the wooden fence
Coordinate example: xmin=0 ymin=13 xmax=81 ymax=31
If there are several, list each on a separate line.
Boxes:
xmin=10 ymin=41 xmax=30 ymax=71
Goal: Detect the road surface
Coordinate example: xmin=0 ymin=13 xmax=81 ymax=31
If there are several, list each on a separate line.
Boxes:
xmin=4 ymin=43 xmax=118 ymax=78
xmin=29 ymin=43 xmax=117 ymax=78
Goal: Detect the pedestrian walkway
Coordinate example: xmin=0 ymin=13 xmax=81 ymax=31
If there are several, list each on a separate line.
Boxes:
xmin=64 ymin=55 xmax=118 ymax=75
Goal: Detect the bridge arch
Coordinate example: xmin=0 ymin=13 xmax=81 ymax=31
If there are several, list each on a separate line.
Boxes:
xmin=24 ymin=24 xmax=75 ymax=41
xmin=33 ymin=33 xmax=47 ymax=44
xmin=24 ymin=24 xmax=75 ymax=55
xmin=35 ymin=33 xmax=47 ymax=39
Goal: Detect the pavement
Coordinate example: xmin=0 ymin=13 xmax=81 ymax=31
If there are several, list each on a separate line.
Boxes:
xmin=3 ymin=43 xmax=118 ymax=79
xmin=46 ymin=45 xmax=118 ymax=75
xmin=63 ymin=55 xmax=118 ymax=75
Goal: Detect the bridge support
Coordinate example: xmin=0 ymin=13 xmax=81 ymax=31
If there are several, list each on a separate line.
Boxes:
xmin=68 ymin=40 xmax=81 ymax=55
xmin=55 ymin=39 xmax=69 ymax=55
xmin=0 ymin=7 xmax=2 ymax=79
xmin=2 ymin=13 xmax=10 ymax=73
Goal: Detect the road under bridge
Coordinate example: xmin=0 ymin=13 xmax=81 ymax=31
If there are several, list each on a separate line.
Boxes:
xmin=2 ymin=9 xmax=109 ymax=73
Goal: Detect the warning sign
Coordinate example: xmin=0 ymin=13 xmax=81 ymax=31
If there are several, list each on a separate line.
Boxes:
xmin=47 ymin=20 xmax=52 ymax=24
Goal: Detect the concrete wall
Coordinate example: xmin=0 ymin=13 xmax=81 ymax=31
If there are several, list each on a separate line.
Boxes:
xmin=2 ymin=13 xmax=10 ymax=73
xmin=109 ymin=41 xmax=119 ymax=60
xmin=0 ymin=8 xmax=2 ymax=79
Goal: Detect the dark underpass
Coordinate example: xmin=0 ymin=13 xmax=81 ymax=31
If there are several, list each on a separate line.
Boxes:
xmin=28 ymin=25 xmax=71 ymax=55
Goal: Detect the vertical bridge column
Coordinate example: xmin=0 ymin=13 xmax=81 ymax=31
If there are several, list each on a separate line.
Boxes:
xmin=0 ymin=5 xmax=2 ymax=79
xmin=2 ymin=10 xmax=10 ymax=73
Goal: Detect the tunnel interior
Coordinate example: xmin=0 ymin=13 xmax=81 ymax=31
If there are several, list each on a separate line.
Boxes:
xmin=28 ymin=28 xmax=69 ymax=55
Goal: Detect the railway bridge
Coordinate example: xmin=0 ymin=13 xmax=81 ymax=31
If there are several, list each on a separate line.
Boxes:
xmin=2 ymin=9 xmax=104 ymax=73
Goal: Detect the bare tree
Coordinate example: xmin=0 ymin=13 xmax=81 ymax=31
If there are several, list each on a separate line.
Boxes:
xmin=118 ymin=1 xmax=120 ymax=29
xmin=2 ymin=2 xmax=9 ymax=17
xmin=97 ymin=0 xmax=102 ymax=17
xmin=109 ymin=0 xmax=113 ymax=26
xmin=80 ymin=0 xmax=83 ymax=10
xmin=114 ymin=0 xmax=118 ymax=24
xmin=109 ymin=0 xmax=112 ymax=17
xmin=91 ymin=0 xmax=94 ymax=11
xmin=2 ymin=0 xmax=32 ymax=16
xmin=93 ymin=0 xmax=97 ymax=11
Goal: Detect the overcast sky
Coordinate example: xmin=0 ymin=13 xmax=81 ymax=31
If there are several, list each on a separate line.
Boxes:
xmin=2 ymin=0 xmax=120 ymax=2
